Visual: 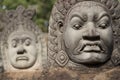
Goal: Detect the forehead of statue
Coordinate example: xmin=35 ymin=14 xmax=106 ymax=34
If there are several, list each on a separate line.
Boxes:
xmin=70 ymin=1 xmax=108 ymax=10
xmin=8 ymin=30 xmax=36 ymax=40
xmin=66 ymin=1 xmax=109 ymax=19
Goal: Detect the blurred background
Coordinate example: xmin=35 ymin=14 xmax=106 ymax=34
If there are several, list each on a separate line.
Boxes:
xmin=0 ymin=0 xmax=120 ymax=33
xmin=0 ymin=0 xmax=56 ymax=32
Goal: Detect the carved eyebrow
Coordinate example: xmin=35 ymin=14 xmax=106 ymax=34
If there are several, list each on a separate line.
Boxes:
xmin=11 ymin=38 xmax=18 ymax=43
xmin=12 ymin=38 xmax=18 ymax=41
xmin=96 ymin=13 xmax=110 ymax=21
xmin=70 ymin=14 xmax=86 ymax=22
xmin=23 ymin=37 xmax=32 ymax=42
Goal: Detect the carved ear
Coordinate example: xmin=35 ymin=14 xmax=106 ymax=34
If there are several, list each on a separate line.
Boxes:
xmin=57 ymin=20 xmax=64 ymax=33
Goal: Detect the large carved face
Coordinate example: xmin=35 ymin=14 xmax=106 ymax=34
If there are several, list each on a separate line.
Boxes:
xmin=63 ymin=1 xmax=113 ymax=64
xmin=7 ymin=30 xmax=37 ymax=69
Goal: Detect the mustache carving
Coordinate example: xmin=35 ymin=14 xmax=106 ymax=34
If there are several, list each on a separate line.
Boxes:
xmin=74 ymin=40 xmax=107 ymax=55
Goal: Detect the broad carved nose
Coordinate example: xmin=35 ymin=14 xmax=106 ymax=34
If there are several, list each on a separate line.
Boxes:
xmin=82 ymin=22 xmax=100 ymax=41
xmin=17 ymin=45 xmax=26 ymax=54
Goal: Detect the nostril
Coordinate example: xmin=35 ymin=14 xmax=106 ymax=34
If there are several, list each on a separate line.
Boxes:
xmin=82 ymin=30 xmax=100 ymax=41
xmin=17 ymin=51 xmax=23 ymax=54
xmin=17 ymin=50 xmax=26 ymax=55
xmin=83 ymin=35 xmax=100 ymax=41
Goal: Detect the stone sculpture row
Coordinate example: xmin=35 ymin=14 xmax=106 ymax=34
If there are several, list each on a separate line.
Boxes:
xmin=0 ymin=0 xmax=120 ymax=79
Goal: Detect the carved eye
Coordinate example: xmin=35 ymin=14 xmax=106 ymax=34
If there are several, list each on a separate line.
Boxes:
xmin=12 ymin=40 xmax=17 ymax=48
xmin=25 ymin=39 xmax=31 ymax=46
xmin=99 ymin=23 xmax=108 ymax=29
xmin=73 ymin=24 xmax=82 ymax=30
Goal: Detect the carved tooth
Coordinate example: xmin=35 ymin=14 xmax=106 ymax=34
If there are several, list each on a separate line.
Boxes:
xmin=80 ymin=44 xmax=85 ymax=51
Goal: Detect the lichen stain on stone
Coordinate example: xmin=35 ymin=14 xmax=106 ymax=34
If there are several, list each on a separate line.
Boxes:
xmin=0 ymin=68 xmax=120 ymax=80
xmin=94 ymin=67 xmax=120 ymax=80
xmin=109 ymin=70 xmax=120 ymax=80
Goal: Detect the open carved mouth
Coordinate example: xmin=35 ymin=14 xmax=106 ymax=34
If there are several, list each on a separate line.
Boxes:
xmin=16 ymin=56 xmax=29 ymax=61
xmin=78 ymin=42 xmax=105 ymax=53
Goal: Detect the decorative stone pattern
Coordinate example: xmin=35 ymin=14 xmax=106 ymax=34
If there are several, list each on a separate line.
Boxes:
xmin=0 ymin=6 xmax=47 ymax=72
xmin=48 ymin=0 xmax=120 ymax=76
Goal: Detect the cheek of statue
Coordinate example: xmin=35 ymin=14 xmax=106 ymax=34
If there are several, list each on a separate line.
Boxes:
xmin=8 ymin=33 xmax=37 ymax=69
xmin=63 ymin=2 xmax=113 ymax=64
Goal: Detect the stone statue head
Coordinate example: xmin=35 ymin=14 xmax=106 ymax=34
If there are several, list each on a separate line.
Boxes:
xmin=7 ymin=26 xmax=37 ymax=69
xmin=1 ymin=6 xmax=47 ymax=72
xmin=48 ymin=0 xmax=120 ymax=67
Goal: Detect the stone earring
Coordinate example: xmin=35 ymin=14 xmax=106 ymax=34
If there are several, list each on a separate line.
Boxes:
xmin=55 ymin=34 xmax=69 ymax=67
xmin=55 ymin=50 xmax=69 ymax=67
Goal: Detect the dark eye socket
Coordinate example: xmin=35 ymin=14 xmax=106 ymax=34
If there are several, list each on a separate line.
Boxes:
xmin=25 ymin=39 xmax=31 ymax=46
xmin=12 ymin=40 xmax=17 ymax=48
xmin=72 ymin=24 xmax=82 ymax=30
xmin=98 ymin=23 xmax=108 ymax=29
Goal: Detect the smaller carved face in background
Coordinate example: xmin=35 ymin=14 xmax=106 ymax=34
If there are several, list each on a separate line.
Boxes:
xmin=63 ymin=1 xmax=113 ymax=64
xmin=7 ymin=31 xmax=37 ymax=69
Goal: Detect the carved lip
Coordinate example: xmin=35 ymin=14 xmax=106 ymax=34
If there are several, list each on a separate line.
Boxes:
xmin=16 ymin=56 xmax=29 ymax=61
xmin=78 ymin=42 xmax=105 ymax=53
